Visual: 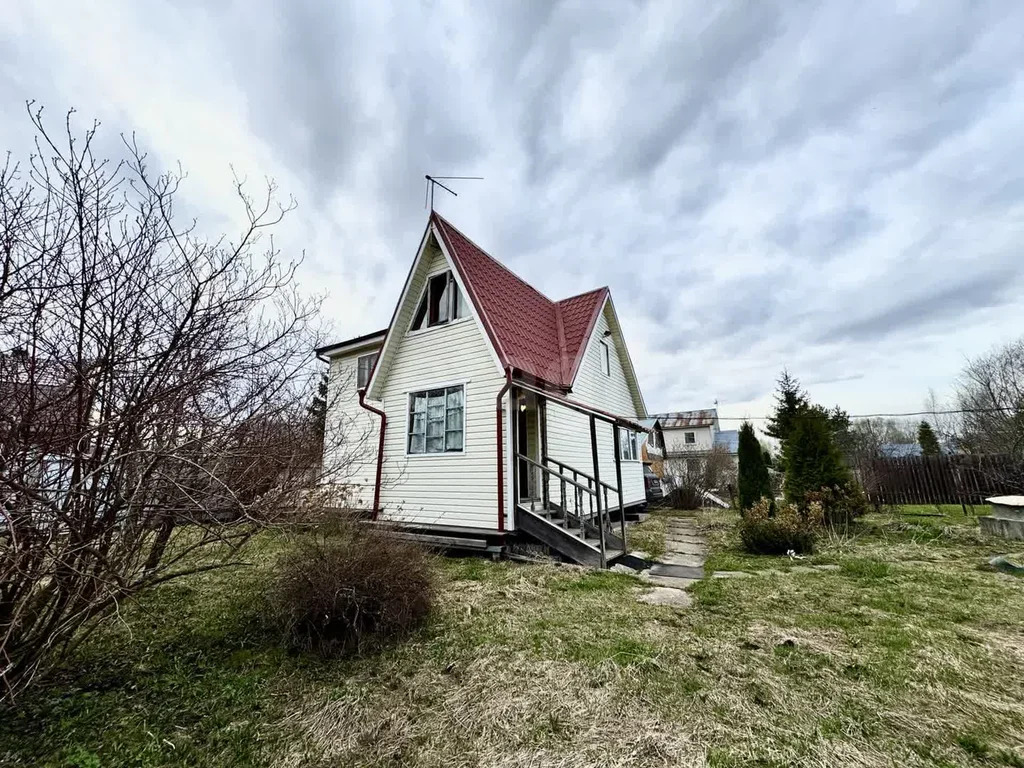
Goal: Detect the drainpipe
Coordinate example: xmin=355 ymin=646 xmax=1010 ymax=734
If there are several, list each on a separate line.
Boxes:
xmin=358 ymin=388 xmax=387 ymax=520
xmin=495 ymin=368 xmax=513 ymax=532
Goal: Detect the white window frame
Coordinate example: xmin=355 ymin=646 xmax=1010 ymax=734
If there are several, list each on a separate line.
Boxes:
xmin=684 ymin=431 xmax=696 ymax=445
xmin=406 ymin=383 xmax=466 ymax=456
xmin=356 ymin=352 xmax=377 ymax=389
xmin=620 ymin=429 xmax=639 ymax=461
xmin=599 ymin=340 xmax=610 ymax=376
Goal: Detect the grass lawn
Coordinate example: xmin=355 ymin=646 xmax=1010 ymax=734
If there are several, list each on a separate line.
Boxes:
xmin=2 ymin=511 xmax=1024 ymax=767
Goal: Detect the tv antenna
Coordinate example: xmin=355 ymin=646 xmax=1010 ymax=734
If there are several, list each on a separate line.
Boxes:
xmin=424 ymin=175 xmax=483 ymax=210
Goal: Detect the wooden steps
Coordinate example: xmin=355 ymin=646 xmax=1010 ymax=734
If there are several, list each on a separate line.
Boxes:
xmin=516 ymin=503 xmax=624 ymax=568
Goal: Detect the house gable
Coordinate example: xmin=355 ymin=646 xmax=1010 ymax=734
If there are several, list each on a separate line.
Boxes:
xmin=570 ymin=296 xmax=646 ymax=418
xmin=366 ymin=224 xmax=503 ymax=401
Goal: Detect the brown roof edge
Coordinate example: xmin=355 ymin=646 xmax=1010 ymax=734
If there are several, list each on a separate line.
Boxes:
xmin=563 ymin=287 xmax=609 ymax=386
xmin=554 ymin=304 xmax=569 ymax=385
xmin=431 ymin=214 xmax=513 ymax=371
xmin=315 ymin=328 xmax=389 ymax=358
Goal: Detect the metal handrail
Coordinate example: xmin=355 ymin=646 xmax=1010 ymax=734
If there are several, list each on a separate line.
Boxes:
xmin=516 ymin=451 xmax=620 ymax=565
xmin=544 ymin=455 xmax=620 ymax=497
xmin=517 ymin=454 xmax=595 ymax=495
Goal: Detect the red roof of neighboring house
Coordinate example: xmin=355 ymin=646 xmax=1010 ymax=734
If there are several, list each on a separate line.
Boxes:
xmin=431 ymin=212 xmax=607 ymax=390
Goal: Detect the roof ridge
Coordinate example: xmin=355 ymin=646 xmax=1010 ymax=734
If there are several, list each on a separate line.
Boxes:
xmin=554 ymin=302 xmax=569 ymax=384
xmin=556 ymin=286 xmax=607 ymax=305
xmin=431 ymin=212 xmax=557 ymax=306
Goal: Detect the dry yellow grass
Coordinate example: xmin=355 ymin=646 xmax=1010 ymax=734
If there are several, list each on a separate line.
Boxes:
xmin=4 ymin=512 xmax=1024 ymax=767
xmin=268 ymin=511 xmax=1024 ymax=767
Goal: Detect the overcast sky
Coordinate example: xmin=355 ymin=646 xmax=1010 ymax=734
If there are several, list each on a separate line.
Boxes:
xmin=3 ymin=1 xmax=1023 ymax=421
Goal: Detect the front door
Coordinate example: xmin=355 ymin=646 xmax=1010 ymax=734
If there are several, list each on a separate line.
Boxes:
xmin=518 ymin=407 xmax=531 ymax=498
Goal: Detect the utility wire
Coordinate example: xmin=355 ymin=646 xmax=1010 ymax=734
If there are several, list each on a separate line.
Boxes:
xmin=698 ymin=407 xmax=1020 ymax=422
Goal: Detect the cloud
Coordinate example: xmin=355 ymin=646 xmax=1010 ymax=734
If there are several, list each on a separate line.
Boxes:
xmin=817 ymin=265 xmax=1019 ymax=344
xmin=2 ymin=0 xmax=1023 ymax=418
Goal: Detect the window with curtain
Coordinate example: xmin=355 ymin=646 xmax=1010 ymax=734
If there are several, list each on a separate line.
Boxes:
xmin=408 ymin=385 xmax=464 ymax=454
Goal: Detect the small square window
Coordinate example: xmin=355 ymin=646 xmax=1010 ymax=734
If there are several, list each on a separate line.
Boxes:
xmin=684 ymin=432 xmax=695 ymax=444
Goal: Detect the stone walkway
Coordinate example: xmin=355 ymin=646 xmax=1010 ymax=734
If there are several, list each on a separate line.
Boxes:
xmin=637 ymin=516 xmax=705 ymax=608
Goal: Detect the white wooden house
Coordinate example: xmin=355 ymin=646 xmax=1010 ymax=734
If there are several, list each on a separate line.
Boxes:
xmin=316 ymin=213 xmax=649 ymax=567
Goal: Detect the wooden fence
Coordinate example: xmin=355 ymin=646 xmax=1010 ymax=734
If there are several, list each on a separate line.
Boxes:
xmin=855 ymin=454 xmax=1022 ymax=510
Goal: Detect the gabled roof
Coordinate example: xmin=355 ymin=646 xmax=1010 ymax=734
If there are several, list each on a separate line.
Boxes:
xmin=650 ymin=409 xmax=719 ymax=428
xmin=431 ymin=212 xmax=608 ymax=390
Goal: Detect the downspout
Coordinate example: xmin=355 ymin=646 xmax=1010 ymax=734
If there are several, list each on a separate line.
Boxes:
xmin=358 ymin=388 xmax=387 ymax=520
xmin=495 ymin=367 xmax=513 ymax=532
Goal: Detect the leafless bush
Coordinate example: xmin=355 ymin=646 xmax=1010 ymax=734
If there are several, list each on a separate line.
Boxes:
xmin=0 ymin=105 xmax=348 ymax=699
xmin=663 ymin=444 xmax=734 ymax=508
xmin=270 ymin=520 xmax=435 ymax=657
xmin=951 ymin=337 xmax=1024 ymax=493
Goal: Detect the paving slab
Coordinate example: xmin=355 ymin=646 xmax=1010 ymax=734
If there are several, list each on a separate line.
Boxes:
xmin=641 ymin=573 xmax=700 ymax=589
xmin=712 ymin=570 xmax=753 ymax=579
xmin=665 ymin=533 xmax=704 ymax=544
xmin=638 ymin=586 xmax=692 ymax=608
xmin=649 ymin=562 xmax=704 ymax=580
xmin=665 ymin=541 xmax=707 ymax=555
xmin=660 ymin=552 xmax=705 ymax=568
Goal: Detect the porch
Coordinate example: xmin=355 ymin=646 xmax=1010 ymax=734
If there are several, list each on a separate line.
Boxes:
xmin=508 ymin=381 xmax=646 ymax=568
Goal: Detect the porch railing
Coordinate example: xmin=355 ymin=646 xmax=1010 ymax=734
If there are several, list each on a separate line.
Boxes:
xmin=514 ymin=452 xmax=625 ymax=567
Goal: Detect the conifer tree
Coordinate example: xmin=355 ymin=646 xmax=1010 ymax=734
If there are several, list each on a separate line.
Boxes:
xmin=738 ymin=421 xmax=773 ymax=511
xmin=917 ymin=420 xmax=941 ymax=456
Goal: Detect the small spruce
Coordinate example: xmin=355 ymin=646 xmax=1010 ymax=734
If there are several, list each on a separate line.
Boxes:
xmin=918 ymin=420 xmax=941 ymax=456
xmin=738 ymin=421 xmax=772 ymax=512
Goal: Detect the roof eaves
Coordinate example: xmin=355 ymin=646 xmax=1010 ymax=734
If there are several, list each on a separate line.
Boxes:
xmin=563 ymin=287 xmax=609 ymax=387
xmin=430 ymin=214 xmax=511 ymax=372
xmin=314 ymin=328 xmax=388 ymax=358
xmin=554 ymin=304 xmax=569 ymax=386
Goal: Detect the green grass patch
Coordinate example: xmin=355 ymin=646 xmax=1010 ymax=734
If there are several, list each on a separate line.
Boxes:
xmin=3 ymin=509 xmax=1024 ymax=767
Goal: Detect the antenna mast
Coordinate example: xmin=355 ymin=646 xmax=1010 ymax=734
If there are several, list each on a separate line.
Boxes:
xmin=424 ymin=175 xmax=483 ymax=210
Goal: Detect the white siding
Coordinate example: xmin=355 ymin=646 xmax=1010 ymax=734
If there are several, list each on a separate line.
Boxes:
xmin=664 ymin=425 xmax=714 ymax=454
xmin=544 ymin=304 xmax=645 ymax=508
xmin=323 ymin=345 xmax=383 ymax=508
xmin=374 ymin=246 xmax=507 ymax=530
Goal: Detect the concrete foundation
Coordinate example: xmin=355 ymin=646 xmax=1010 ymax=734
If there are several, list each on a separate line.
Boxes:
xmin=980 ymin=516 xmax=1024 ymax=540
xmin=981 ymin=496 xmax=1024 ymax=541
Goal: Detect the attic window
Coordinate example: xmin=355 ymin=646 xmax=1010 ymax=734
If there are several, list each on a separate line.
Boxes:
xmin=599 ymin=341 xmax=610 ymax=376
xmin=411 ymin=271 xmax=464 ymax=331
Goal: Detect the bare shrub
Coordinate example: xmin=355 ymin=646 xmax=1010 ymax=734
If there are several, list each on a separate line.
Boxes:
xmin=663 ymin=444 xmax=734 ymax=509
xmin=271 ymin=522 xmax=435 ymax=657
xmin=739 ymin=497 xmax=823 ymax=555
xmin=0 ymin=106 xmax=343 ymax=699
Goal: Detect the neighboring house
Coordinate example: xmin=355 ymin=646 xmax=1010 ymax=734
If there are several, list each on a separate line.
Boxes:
xmin=651 ymin=408 xmax=737 ymax=460
xmin=639 ymin=417 xmax=665 ymax=474
xmin=316 ymin=213 xmax=648 ymax=567
xmin=878 ymin=442 xmax=957 ymax=458
xmin=879 ymin=442 xmax=924 ymax=459
xmin=648 ymin=408 xmax=739 ymax=492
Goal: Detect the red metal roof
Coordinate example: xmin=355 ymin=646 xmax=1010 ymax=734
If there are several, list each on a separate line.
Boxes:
xmin=431 ymin=213 xmax=607 ymax=390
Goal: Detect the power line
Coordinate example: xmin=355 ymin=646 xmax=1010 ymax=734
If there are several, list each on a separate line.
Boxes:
xmin=707 ymin=407 xmax=1018 ymax=422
